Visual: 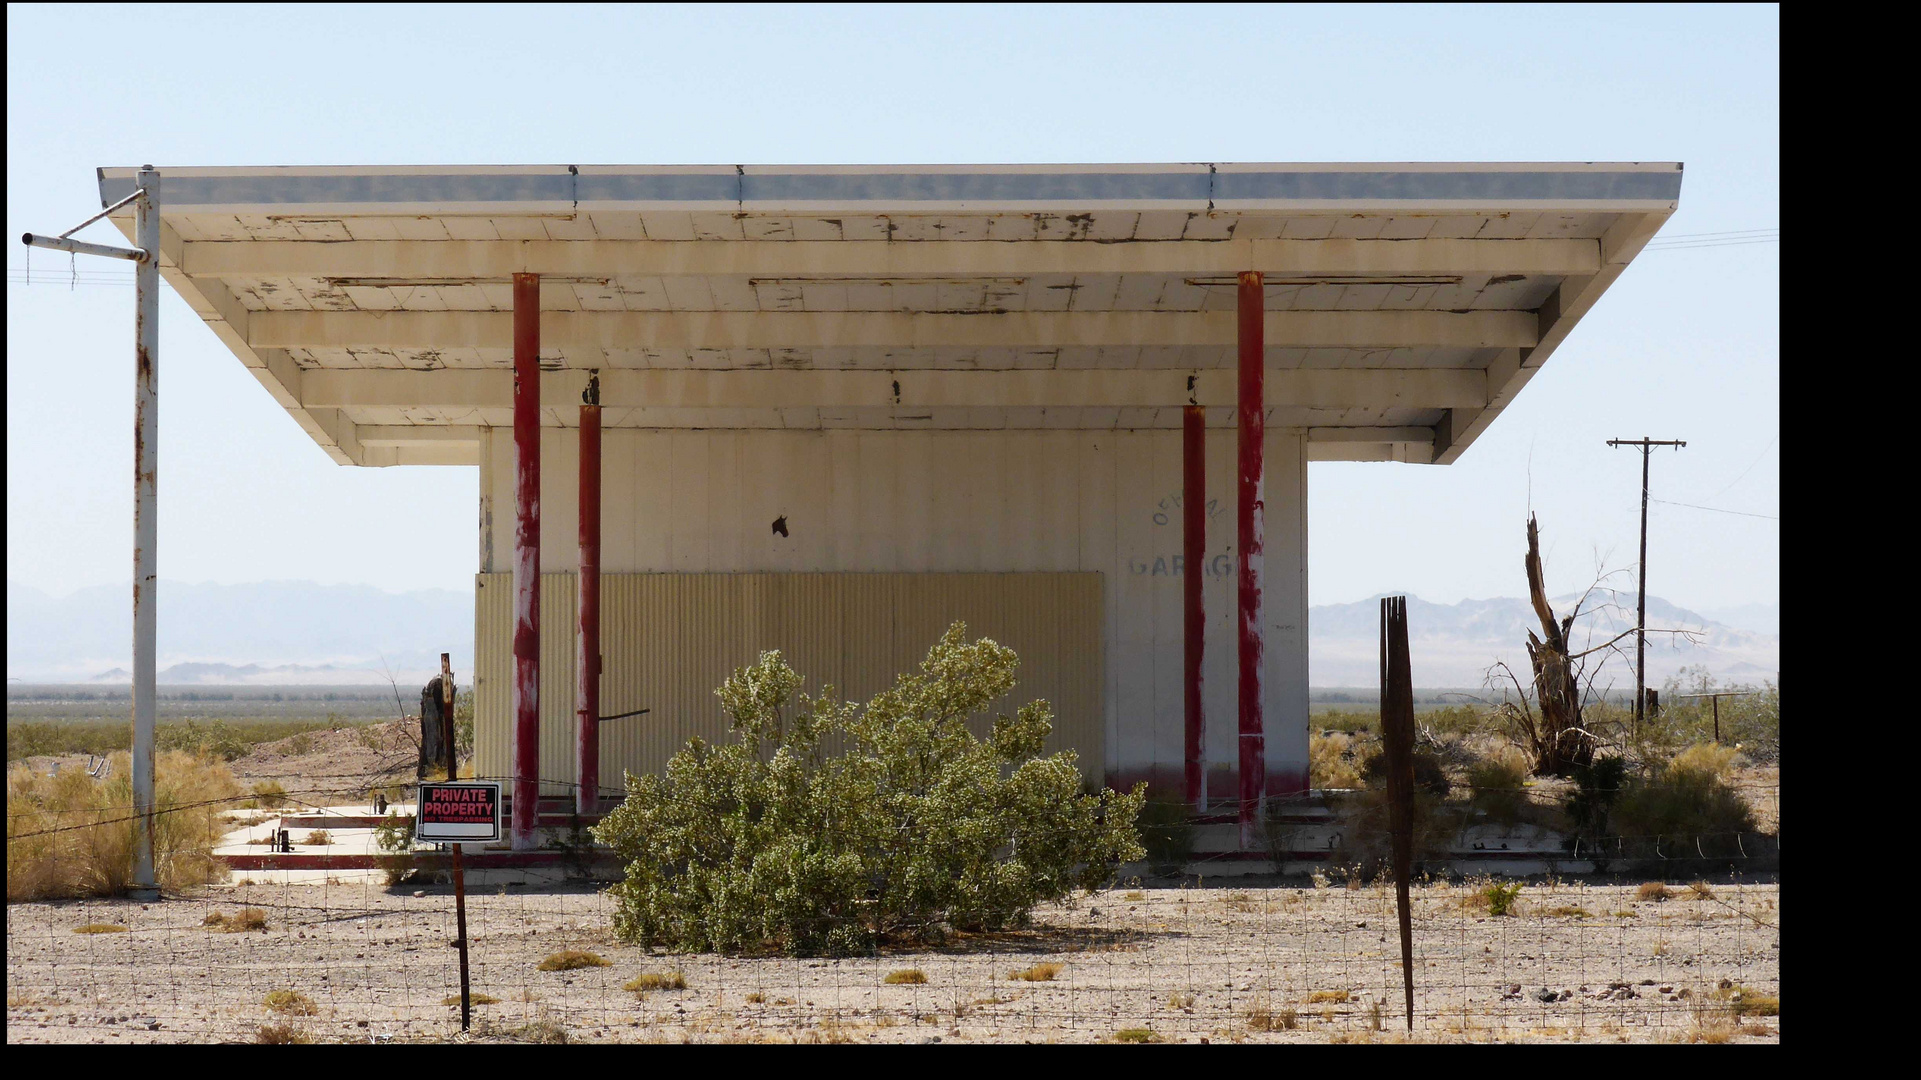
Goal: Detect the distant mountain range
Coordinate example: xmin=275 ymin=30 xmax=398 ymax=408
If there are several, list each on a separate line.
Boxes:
xmin=1308 ymin=592 xmax=1778 ymax=688
xmin=8 ymin=579 xmax=1776 ymax=689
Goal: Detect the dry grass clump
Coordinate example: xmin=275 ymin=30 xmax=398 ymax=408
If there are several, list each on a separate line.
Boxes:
xmin=255 ymin=1022 xmax=311 ymax=1044
xmin=1010 ymin=962 xmax=1062 ymax=982
xmin=1123 ymin=890 xmax=1146 ymax=901
xmin=204 ymin=907 xmax=269 ymax=933
xmin=302 ymin=830 xmax=332 ymax=847
xmin=1542 ymin=905 xmax=1592 ymax=918
xmin=72 ymin=923 xmax=129 ymax=934
xmin=1113 ymin=1027 xmax=1162 ymax=1043
xmin=1167 ymin=993 xmax=1195 ymax=1010
xmin=442 ymin=993 xmax=500 ymax=1005
xmin=1716 ymin=984 xmax=1779 ymax=1017
xmin=1670 ymin=742 xmax=1740 ymax=778
xmin=623 ymin=970 xmax=687 ymax=991
xmin=1307 ymin=989 xmax=1352 ymax=1004
xmin=263 ymin=990 xmax=317 ymax=1016
xmin=1688 ymin=880 xmax=1716 ymax=900
xmin=1637 ymin=882 xmax=1675 ymax=902
xmin=884 ymin=969 xmax=928 ymax=985
xmin=537 ymin=950 xmax=611 ymax=972
xmin=7 ymin=750 xmax=241 ymax=901
xmin=1246 ymin=1001 xmax=1298 ymax=1031
xmin=507 ymin=1017 xmax=569 ymax=1044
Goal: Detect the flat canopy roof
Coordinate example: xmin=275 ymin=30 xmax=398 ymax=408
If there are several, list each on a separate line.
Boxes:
xmin=97 ymin=162 xmax=1679 ymax=467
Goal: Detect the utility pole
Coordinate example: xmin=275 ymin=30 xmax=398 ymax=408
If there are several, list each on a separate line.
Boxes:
xmin=1606 ymin=437 xmax=1686 ymax=737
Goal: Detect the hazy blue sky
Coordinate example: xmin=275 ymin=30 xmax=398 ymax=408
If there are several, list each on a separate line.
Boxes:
xmin=6 ymin=4 xmax=1778 ymax=612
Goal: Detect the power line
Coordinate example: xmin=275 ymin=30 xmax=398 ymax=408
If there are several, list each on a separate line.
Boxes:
xmin=1649 ymin=497 xmax=1778 ymax=521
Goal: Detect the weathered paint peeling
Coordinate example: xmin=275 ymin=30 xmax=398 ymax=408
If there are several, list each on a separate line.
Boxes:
xmin=510 ymin=272 xmax=542 ymax=849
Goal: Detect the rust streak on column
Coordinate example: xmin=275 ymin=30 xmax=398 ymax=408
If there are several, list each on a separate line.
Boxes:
xmin=1236 ymin=270 xmax=1266 ymax=851
xmin=511 ymin=272 xmax=541 ymax=849
xmin=576 ymin=373 xmax=602 ymax=818
xmin=1183 ymin=403 xmax=1207 ymax=812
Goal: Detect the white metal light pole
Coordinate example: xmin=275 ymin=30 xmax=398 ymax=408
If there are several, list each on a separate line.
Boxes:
xmin=22 ymin=166 xmax=162 ymax=898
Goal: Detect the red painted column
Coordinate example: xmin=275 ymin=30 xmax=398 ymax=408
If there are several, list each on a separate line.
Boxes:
xmin=1236 ymin=270 xmax=1266 ymax=850
xmin=575 ymin=373 xmax=602 ymax=817
xmin=1182 ymin=404 xmax=1207 ymax=812
xmin=511 ymin=273 xmax=542 ymax=849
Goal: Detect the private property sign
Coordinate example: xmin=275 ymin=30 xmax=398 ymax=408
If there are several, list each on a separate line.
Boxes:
xmin=415 ymin=782 xmax=502 ymax=843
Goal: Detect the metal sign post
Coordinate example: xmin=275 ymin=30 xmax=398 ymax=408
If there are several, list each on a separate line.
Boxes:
xmin=417 ymin=772 xmax=498 ymax=1032
xmin=22 ymin=167 xmax=161 ymax=899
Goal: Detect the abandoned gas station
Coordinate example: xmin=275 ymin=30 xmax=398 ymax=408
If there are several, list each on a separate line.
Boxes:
xmin=89 ymin=161 xmax=1681 ymax=852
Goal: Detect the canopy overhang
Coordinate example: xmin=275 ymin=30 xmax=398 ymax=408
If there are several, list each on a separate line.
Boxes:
xmin=97 ymin=162 xmax=1680 ymax=467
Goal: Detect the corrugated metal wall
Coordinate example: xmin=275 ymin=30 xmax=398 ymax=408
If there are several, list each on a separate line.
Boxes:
xmin=475 ymin=572 xmax=1103 ymax=795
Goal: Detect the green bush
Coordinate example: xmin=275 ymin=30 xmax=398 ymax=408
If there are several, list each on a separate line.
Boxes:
xmin=593 ymin=623 xmax=1146 ymax=957
xmin=1478 ymin=878 xmax=1524 ymax=917
xmin=373 ymin=811 xmax=416 ymax=886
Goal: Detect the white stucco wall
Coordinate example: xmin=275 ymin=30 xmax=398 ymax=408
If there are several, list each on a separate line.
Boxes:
xmin=478 ymin=425 xmax=1308 ymax=796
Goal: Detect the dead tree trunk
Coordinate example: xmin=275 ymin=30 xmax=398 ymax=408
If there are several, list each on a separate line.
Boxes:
xmin=1523 ymin=514 xmax=1594 ymax=776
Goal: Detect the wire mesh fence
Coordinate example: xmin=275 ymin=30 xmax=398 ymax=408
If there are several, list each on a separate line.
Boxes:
xmin=6 ymin=857 xmax=1780 ymax=1044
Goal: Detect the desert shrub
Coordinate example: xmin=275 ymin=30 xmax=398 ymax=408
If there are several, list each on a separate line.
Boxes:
xmin=1010 ymin=962 xmax=1062 ymax=982
xmin=443 ymin=993 xmax=500 ymax=1005
xmin=255 ymin=1022 xmax=311 ymax=1044
xmin=6 ymin=749 xmax=240 ymax=900
xmin=1309 ymin=731 xmax=1366 ymax=790
xmin=624 ymin=971 xmax=686 ymax=991
xmin=1113 ymin=1028 xmax=1161 ymax=1043
xmin=1465 ymin=744 xmax=1532 ymax=823
xmin=595 ymin=624 xmax=1146 ymax=957
xmin=1321 ymin=787 xmax=1464 ymax=880
xmin=1136 ymin=797 xmax=1194 ymax=876
xmin=1475 ymin=879 xmax=1524 ymax=917
xmin=1307 ymin=989 xmax=1352 ymax=1004
xmin=883 ymin=969 xmax=927 ymax=985
xmin=1611 ymin=745 xmax=1757 ymax=848
xmin=1636 ymin=881 xmax=1674 ymax=902
xmin=1359 ymin=749 xmax=1452 ymax=798
xmin=302 ymin=830 xmax=331 ymax=847
xmin=73 ymin=923 xmax=129 ymax=934
xmin=251 ymin=780 xmax=289 ymax=809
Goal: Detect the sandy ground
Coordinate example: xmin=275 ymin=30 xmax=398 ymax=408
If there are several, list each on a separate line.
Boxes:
xmin=5 ymin=877 xmax=1779 ymax=1044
